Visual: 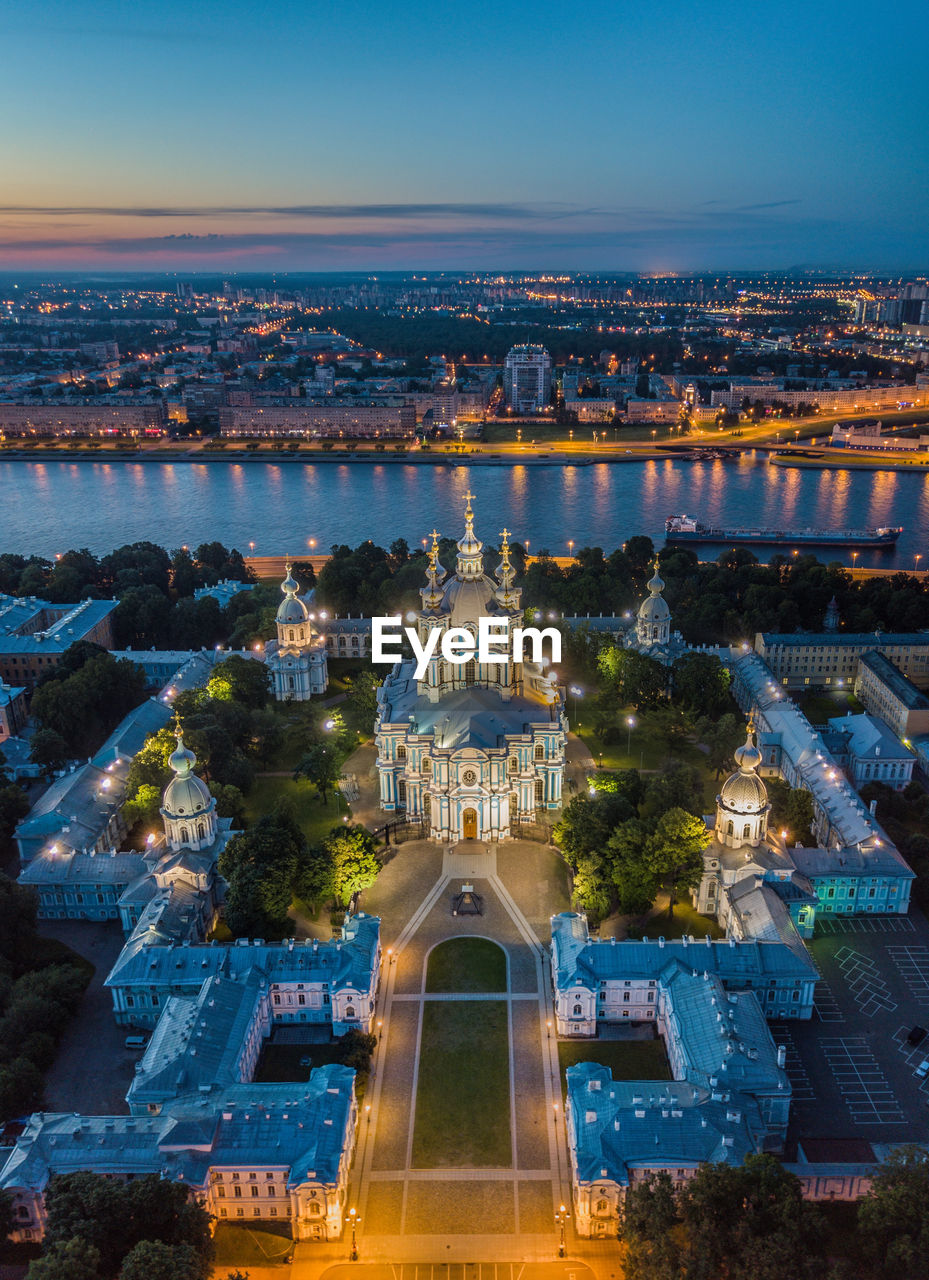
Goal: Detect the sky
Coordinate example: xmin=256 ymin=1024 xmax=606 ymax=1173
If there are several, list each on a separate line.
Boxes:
xmin=0 ymin=0 xmax=926 ymax=272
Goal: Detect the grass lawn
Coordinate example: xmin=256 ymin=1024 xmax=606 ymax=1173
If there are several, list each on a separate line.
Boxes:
xmin=799 ymin=689 xmax=863 ymax=725
xmin=212 ymin=1223 xmax=294 ymax=1266
xmin=426 ymin=937 xmax=507 ymax=993
xmin=557 ymin=1037 xmax=671 ymax=1088
xmin=254 ymin=1040 xmax=345 ymax=1083
xmin=412 ymin=1001 xmax=511 ymax=1167
xmin=243 ymin=775 xmax=348 ymax=846
xmin=641 ymin=899 xmax=724 ymax=940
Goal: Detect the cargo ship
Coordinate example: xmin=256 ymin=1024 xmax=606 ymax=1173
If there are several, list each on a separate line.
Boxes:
xmin=665 ymin=514 xmax=903 ymax=548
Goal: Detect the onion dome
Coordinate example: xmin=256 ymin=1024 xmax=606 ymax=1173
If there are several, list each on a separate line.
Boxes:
xmin=637 ymin=555 xmax=670 ymax=628
xmin=718 ymin=716 xmax=767 ymax=814
xmin=494 ymin=527 xmax=519 ymax=608
xmin=277 ymin=559 xmax=309 ymax=625
xmin=455 ymin=490 xmax=484 ymax=578
xmin=162 ymin=724 xmax=212 ymax=818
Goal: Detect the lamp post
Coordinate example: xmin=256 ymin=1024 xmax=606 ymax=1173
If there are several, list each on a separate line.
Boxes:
xmin=626 ymin=715 xmax=636 ymax=755
xmin=569 ymin=685 xmax=583 ymax=723
xmin=915 ymin=554 xmax=923 ymax=573
xmin=555 ymin=1203 xmax=570 ymax=1258
xmin=348 ymin=1207 xmax=360 ymax=1261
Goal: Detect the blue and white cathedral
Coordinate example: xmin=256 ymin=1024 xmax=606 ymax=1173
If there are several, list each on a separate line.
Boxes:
xmin=265 ymin=561 xmax=328 ymax=700
xmin=375 ymin=495 xmax=567 ymax=841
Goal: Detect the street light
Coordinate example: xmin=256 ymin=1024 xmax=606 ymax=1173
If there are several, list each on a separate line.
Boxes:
xmin=569 ymin=685 xmax=583 ymax=722
xmin=556 ymin=1203 xmax=570 ymax=1258
xmin=348 ymin=1207 xmax=360 ymax=1261
xmin=626 ymin=715 xmax=636 ymax=754
xmin=567 ymin=539 xmax=574 ymax=558
xmin=915 ymin=554 xmax=923 ymax=573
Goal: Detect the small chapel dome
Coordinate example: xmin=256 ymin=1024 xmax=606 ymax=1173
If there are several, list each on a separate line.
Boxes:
xmin=637 ymin=558 xmax=670 ymax=627
xmin=719 ymin=722 xmax=768 ymax=814
xmin=277 ymin=561 xmax=309 ymax=625
xmin=163 ymin=726 xmax=212 ymax=818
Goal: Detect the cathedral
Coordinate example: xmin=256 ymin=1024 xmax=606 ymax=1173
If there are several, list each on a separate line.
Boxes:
xmin=374 ymin=495 xmax=567 ymax=842
xmin=264 ymin=561 xmax=329 ymax=701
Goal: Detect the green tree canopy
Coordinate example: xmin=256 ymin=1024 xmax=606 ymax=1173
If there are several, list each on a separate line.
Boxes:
xmin=856 ymin=1145 xmax=929 ymax=1280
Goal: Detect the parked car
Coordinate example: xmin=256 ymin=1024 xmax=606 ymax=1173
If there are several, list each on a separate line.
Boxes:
xmin=915 ymin=1059 xmax=929 ymax=1078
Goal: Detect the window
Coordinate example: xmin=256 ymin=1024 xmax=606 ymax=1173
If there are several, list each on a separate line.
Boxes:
xmin=180 ymin=827 xmax=189 ymax=844
xmin=422 ymin=757 xmax=431 ymax=774
xmin=397 ymin=744 xmax=406 ymax=761
xmin=535 ymin=778 xmax=544 ymax=805
xmin=573 ymin=1003 xmax=582 ymax=1016
xmin=217 ymin=1186 xmax=226 ymax=1198
xmin=397 ymin=779 xmax=407 ymax=806
xmin=251 ymin=1185 xmax=259 ymax=1197
xmin=346 ymin=1004 xmax=356 ymax=1018
xmin=534 ymin=743 xmax=544 ymax=760
xmin=509 ymin=756 xmax=518 ymax=773
xmin=234 ymin=1185 xmax=242 ymax=1198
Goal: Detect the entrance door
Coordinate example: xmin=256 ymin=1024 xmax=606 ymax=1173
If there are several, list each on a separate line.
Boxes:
xmin=462 ymin=807 xmax=478 ymax=839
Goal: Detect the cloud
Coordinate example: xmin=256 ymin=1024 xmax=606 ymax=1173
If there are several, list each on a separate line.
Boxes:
xmin=736 ymin=199 xmax=802 ymax=211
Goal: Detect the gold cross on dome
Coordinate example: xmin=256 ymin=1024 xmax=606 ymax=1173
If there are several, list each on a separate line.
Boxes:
xmin=463 ymin=489 xmax=475 ymax=508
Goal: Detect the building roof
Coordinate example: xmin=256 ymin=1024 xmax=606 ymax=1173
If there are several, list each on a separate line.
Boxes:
xmin=826 ymin=713 xmax=915 ymax=762
xmin=550 ymin=913 xmax=816 ymax=994
xmin=0 ymin=596 xmax=118 ymax=655
xmin=858 ymin=650 xmax=929 ymax=710
xmin=107 ymin=912 xmax=381 ymax=994
xmin=380 ymin=666 xmax=559 ymax=748
xmin=0 ymin=1065 xmax=355 ymax=1194
xmin=127 ymin=970 xmax=267 ymax=1108
xmin=566 ymin=1062 xmax=763 ymax=1188
xmin=758 ymin=631 xmax=929 ymax=649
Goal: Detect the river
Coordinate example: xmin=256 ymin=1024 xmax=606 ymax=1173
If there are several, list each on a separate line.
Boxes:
xmin=3 ymin=454 xmax=928 ymax=569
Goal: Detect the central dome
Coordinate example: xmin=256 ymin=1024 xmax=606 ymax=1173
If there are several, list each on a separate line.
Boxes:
xmin=277 ymin=561 xmax=309 ymax=625
xmin=162 ymin=726 xmax=212 ymax=818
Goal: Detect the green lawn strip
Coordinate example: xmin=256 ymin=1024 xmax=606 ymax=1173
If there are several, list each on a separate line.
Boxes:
xmin=799 ymin=690 xmax=863 ymax=725
xmin=242 ymin=775 xmax=347 ymax=845
xmin=642 ymin=900 xmax=724 ymax=940
xmin=412 ymin=1000 xmax=511 ymax=1167
xmin=426 ymin=937 xmax=507 ymax=993
xmin=212 ymin=1223 xmax=293 ymax=1266
xmin=557 ymin=1037 xmax=671 ymax=1094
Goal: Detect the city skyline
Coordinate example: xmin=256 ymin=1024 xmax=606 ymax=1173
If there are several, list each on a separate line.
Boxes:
xmin=1 ymin=0 xmax=926 ymax=271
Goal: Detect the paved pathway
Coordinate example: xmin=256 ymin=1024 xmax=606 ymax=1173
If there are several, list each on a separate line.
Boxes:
xmin=344 ymin=841 xmax=575 ymax=1264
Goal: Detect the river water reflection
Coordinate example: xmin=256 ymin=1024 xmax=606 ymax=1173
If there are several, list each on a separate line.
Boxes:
xmin=3 ymin=455 xmax=928 ymax=568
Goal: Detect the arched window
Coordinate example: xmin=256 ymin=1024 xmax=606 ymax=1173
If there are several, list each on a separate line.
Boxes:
xmin=465 ymin=659 xmax=477 ymax=686
xmin=596 ymin=1198 xmax=608 ymax=1214
xmin=180 ymin=826 xmax=189 ymax=844
xmin=345 ymin=1005 xmax=356 ymax=1019
xmin=289 ymin=629 xmax=295 ymax=642
xmin=509 ymin=755 xmax=518 ymax=773
xmin=727 ymin=820 xmax=734 ymax=836
xmin=423 ymin=792 xmax=432 ymax=815
xmin=743 ymin=823 xmax=751 ymax=839
xmin=197 ymin=822 xmax=205 ymax=840
xmin=652 ymin=625 xmax=659 ymax=639
xmin=422 ymin=757 xmax=431 ymax=774
xmin=288 ymin=675 xmax=295 ymax=690
xmin=308 ymin=1202 xmax=322 ymax=1217
xmin=397 ymin=743 xmax=407 ymax=761
xmin=573 ymin=1003 xmax=582 ymax=1016
xmin=535 ymin=778 xmax=544 ymax=805
xmin=534 ymin=743 xmax=544 ymax=761
xmin=397 ymin=779 xmax=407 ymax=807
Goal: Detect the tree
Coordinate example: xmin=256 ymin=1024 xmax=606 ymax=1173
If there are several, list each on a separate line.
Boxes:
xmin=119 ymin=1240 xmax=204 ymax=1280
xmin=672 ymin=651 xmax=732 ymax=717
xmin=0 ymin=1186 xmax=14 ymax=1242
xmin=294 ymin=742 xmax=343 ymax=805
xmin=678 ymin=1153 xmax=823 ymax=1280
xmin=122 ymin=782 xmax=163 ymax=829
xmin=0 ymin=784 xmax=30 ymax=847
xmin=608 ymin=819 xmax=660 ymax=915
xmin=208 ymin=782 xmax=246 ymax=824
xmin=25 ymin=1239 xmax=102 ymax=1280
xmin=856 ymin=1145 xmax=929 ymax=1280
xmin=597 ymin=646 xmax=666 ymax=709
xmin=218 ymin=810 xmax=305 ymax=938
xmin=31 ymin=649 xmax=146 ymax=757
xmin=28 ymin=728 xmax=71 ymax=777
xmin=767 ymin=777 xmax=815 ymax=844
xmin=620 ymin=1170 xmax=682 ymax=1280
xmin=344 ymin=669 xmax=382 ymax=734
xmin=554 ymin=791 xmax=635 ymax=866
xmin=326 ymin=824 xmax=380 ymax=906
xmin=206 ymin=654 xmax=270 ymax=709
xmin=645 ymin=807 xmax=709 ymax=917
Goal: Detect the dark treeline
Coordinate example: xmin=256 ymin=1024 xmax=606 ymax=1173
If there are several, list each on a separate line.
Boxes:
xmin=6 ymin=534 xmax=929 ymax=650
xmin=314 ymin=535 xmax=929 ymax=643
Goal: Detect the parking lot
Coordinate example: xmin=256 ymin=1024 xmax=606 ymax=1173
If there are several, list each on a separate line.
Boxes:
xmin=781 ymin=906 xmax=929 ymax=1152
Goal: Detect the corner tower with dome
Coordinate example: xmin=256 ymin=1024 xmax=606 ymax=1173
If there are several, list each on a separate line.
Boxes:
xmin=625 ymin=555 xmax=686 ymax=663
xmin=375 ymin=494 xmax=566 ymax=843
xmin=264 ymin=561 xmax=328 ymax=701
xmin=161 ymin=721 xmax=218 ymax=852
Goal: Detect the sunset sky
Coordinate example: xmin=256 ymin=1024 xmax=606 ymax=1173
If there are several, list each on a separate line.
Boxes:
xmin=1 ymin=0 xmax=925 ymax=271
